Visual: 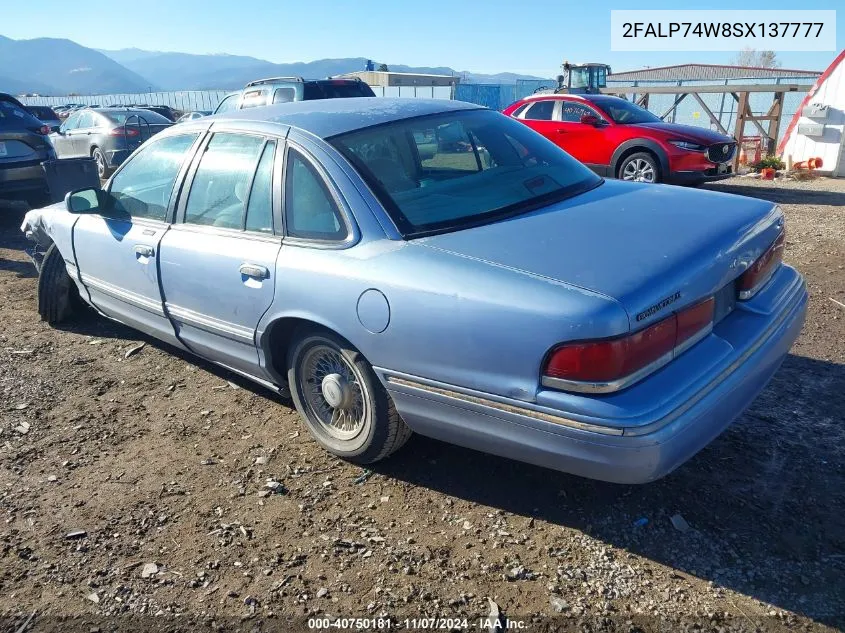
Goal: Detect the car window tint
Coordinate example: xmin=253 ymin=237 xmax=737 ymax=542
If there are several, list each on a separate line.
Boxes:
xmin=185 ymin=133 xmax=264 ymax=229
xmin=561 ymin=102 xmax=595 ymax=123
xmin=273 ymin=88 xmax=296 ymax=104
xmin=523 ymin=100 xmax=555 ymax=121
xmin=245 ymin=141 xmax=276 ymax=233
xmin=285 ymin=149 xmax=345 ymax=240
xmin=109 ymin=133 xmax=199 ymax=222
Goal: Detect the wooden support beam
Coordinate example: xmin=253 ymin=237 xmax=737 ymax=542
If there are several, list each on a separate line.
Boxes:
xmin=732 ymin=91 xmax=749 ymax=172
xmin=690 ymin=92 xmax=729 ymax=135
xmin=659 ymin=93 xmax=687 ymax=120
xmin=602 ymin=83 xmax=809 ymax=95
xmin=766 ymin=92 xmax=784 ymax=155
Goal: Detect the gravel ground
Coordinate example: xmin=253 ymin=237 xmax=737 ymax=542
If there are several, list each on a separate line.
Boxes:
xmin=0 ymin=176 xmax=843 ymax=633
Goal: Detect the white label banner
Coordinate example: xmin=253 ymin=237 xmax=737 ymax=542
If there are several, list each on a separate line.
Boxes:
xmin=611 ymin=10 xmax=837 ymax=51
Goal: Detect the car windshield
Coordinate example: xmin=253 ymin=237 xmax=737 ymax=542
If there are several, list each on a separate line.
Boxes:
xmin=330 ymin=109 xmax=602 ymax=238
xmin=103 ymin=110 xmax=171 ymax=124
xmin=304 ymin=81 xmax=376 ymax=100
xmin=597 ymin=99 xmax=661 ymax=124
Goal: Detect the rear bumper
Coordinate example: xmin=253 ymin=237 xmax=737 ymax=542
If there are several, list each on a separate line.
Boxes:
xmin=0 ymin=163 xmax=48 ymax=198
xmin=380 ymin=268 xmax=807 ymax=484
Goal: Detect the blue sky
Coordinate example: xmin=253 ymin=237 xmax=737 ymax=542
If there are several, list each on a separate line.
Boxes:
xmin=2 ymin=0 xmax=842 ymax=76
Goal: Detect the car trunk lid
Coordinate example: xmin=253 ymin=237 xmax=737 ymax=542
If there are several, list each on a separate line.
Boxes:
xmin=416 ymin=180 xmax=783 ymax=330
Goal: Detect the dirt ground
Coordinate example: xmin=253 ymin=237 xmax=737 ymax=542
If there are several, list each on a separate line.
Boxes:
xmin=1 ymin=176 xmax=844 ymax=633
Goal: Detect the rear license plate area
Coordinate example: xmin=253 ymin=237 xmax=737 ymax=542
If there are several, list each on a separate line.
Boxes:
xmin=714 ymin=281 xmax=737 ymax=324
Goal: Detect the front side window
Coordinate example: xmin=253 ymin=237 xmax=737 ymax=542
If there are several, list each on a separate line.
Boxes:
xmin=76 ymin=111 xmax=94 ymax=129
xmin=109 ymin=133 xmax=199 ymax=221
xmin=60 ymin=113 xmax=80 ymax=132
xmin=184 ymin=133 xmax=265 ymax=229
xmin=331 ymin=109 xmax=601 ymax=238
xmin=595 ymin=98 xmax=661 ymax=124
xmin=284 ymin=149 xmax=346 ymax=241
xmin=523 ymin=100 xmax=556 ymax=121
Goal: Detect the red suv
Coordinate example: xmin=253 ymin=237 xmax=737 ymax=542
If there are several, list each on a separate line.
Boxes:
xmin=503 ymin=94 xmax=736 ymax=186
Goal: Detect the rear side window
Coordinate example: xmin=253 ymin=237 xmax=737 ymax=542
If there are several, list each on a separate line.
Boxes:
xmin=109 ymin=133 xmax=199 ymax=222
xmin=184 ymin=133 xmax=265 ymax=229
xmin=511 ymin=102 xmax=531 ymax=118
xmin=284 ymin=149 xmax=346 ymax=240
xmin=245 ymin=141 xmax=276 ymax=233
xmin=523 ymin=100 xmax=555 ymax=121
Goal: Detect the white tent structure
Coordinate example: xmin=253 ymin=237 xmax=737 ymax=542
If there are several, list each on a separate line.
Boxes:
xmin=778 ymin=50 xmax=845 ymax=177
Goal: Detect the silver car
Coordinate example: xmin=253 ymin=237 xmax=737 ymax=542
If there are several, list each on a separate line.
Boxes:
xmin=51 ymin=108 xmax=172 ymax=178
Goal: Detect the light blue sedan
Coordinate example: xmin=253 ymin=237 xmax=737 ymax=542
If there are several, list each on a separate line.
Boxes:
xmin=21 ymin=98 xmax=807 ymax=483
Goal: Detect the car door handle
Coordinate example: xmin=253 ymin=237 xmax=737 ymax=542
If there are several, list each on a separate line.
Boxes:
xmin=556 ymin=129 xmax=567 ymax=134
xmin=134 ymin=244 xmax=154 ymax=257
xmin=240 ymin=263 xmax=269 ymax=279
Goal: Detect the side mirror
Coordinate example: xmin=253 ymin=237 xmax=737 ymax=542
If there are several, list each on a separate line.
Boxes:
xmin=580 ymin=114 xmax=604 ymax=126
xmin=51 ymin=125 xmax=61 ymax=133
xmin=65 ymin=187 xmax=105 ymax=214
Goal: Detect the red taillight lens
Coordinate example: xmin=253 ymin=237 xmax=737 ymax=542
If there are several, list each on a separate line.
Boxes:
xmin=39 ymin=125 xmax=51 ymax=135
xmin=737 ymin=232 xmax=784 ymax=300
xmin=109 ymin=127 xmax=140 ymax=137
xmin=543 ymin=298 xmax=715 ymax=389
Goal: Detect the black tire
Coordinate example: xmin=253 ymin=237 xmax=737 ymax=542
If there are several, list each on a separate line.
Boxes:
xmin=287 ymin=327 xmax=411 ymax=463
xmin=617 ymin=151 xmax=661 ymax=183
xmin=37 ymin=244 xmax=77 ymax=324
xmin=92 ymin=147 xmax=112 ymax=179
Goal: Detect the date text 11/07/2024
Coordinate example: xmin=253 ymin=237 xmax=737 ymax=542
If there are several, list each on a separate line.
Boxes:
xmin=306 ymin=617 xmax=527 ymax=629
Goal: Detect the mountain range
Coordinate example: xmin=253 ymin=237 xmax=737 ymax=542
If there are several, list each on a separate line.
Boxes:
xmin=0 ymin=35 xmax=548 ymax=96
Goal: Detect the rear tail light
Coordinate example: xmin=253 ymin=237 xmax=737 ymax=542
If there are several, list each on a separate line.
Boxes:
xmin=109 ymin=127 xmax=140 ymax=137
xmin=542 ymin=297 xmax=715 ymax=393
xmin=737 ymin=231 xmax=785 ymax=300
xmin=39 ymin=125 xmax=51 ymax=135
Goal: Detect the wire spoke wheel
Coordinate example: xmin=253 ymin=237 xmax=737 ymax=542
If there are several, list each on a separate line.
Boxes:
xmin=621 ymin=158 xmax=656 ymax=182
xmin=300 ymin=344 xmax=367 ymax=441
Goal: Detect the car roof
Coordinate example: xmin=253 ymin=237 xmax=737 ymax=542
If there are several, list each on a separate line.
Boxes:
xmin=208 ymin=97 xmax=484 ymax=139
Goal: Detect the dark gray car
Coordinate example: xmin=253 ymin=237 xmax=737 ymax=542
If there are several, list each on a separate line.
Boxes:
xmin=0 ymin=93 xmax=55 ymax=206
xmin=51 ymin=107 xmax=172 ymax=178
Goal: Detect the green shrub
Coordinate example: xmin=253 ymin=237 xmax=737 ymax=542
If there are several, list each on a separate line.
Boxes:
xmin=751 ymin=155 xmax=785 ymax=172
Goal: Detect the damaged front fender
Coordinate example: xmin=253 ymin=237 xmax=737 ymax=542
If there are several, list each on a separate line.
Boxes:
xmin=20 ymin=202 xmax=76 ymax=273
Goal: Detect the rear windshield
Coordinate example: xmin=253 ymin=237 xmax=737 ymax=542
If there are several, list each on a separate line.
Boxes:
xmin=27 ymin=106 xmax=58 ymax=120
xmin=103 ymin=110 xmax=171 ymax=125
xmin=304 ymin=81 xmax=376 ymax=100
xmin=330 ymin=109 xmax=601 ymax=238
xmin=0 ymin=100 xmax=44 ymax=130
